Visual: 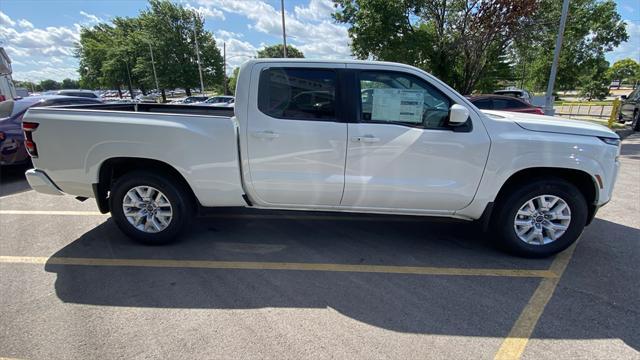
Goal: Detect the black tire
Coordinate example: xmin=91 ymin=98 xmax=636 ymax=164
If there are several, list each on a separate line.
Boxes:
xmin=492 ymin=178 xmax=588 ymax=258
xmin=632 ymin=111 xmax=640 ymax=131
xmin=109 ymin=170 xmax=194 ymax=244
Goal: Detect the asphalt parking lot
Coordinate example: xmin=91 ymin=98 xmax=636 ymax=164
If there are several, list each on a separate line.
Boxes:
xmin=0 ymin=134 xmax=638 ymax=360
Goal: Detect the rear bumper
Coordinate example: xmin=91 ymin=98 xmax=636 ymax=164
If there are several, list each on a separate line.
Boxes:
xmin=25 ymin=169 xmax=64 ymax=195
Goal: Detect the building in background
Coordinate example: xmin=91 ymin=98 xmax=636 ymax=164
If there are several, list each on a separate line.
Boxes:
xmin=0 ymin=48 xmax=17 ymax=102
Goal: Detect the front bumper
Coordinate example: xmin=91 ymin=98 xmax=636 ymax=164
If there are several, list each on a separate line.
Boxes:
xmin=25 ymin=169 xmax=64 ymax=195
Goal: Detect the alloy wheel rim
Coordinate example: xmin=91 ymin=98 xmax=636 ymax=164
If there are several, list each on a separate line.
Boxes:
xmin=122 ymin=186 xmax=173 ymax=233
xmin=513 ymin=194 xmax=571 ymax=245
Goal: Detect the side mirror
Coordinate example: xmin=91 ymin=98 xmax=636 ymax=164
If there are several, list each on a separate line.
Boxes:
xmin=620 ymin=95 xmax=627 ymax=100
xmin=449 ymin=104 xmax=470 ymax=126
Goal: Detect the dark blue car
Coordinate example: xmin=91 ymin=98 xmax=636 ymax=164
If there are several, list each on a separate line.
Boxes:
xmin=0 ymin=95 xmax=102 ymax=166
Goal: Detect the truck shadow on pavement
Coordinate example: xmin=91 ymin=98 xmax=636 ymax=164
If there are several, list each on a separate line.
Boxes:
xmin=0 ymin=164 xmax=31 ymax=197
xmin=44 ymin=214 xmax=639 ymax=349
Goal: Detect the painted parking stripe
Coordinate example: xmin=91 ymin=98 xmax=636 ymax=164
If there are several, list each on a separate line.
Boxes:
xmin=494 ymin=242 xmax=577 ymax=360
xmin=0 ymin=209 xmax=427 ymax=222
xmin=0 ymin=210 xmax=105 ymax=216
xmin=0 ymin=255 xmax=557 ymax=278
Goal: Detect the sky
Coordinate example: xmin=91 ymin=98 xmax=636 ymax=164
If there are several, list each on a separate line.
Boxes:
xmin=0 ymin=0 xmax=638 ymax=82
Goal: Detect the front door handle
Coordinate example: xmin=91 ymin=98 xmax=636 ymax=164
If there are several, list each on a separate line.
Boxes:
xmin=351 ymin=135 xmax=380 ymax=143
xmin=252 ymin=130 xmax=280 ymax=139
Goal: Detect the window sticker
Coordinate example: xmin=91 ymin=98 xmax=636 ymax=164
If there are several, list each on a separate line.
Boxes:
xmin=371 ymin=88 xmax=425 ymax=123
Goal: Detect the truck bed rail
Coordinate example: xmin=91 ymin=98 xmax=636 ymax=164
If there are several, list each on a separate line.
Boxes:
xmin=59 ymin=102 xmax=235 ymax=117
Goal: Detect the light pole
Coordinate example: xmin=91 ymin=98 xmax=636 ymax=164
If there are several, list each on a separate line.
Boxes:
xmin=281 ymin=0 xmax=287 ymax=58
xmin=544 ymin=0 xmax=570 ymax=115
xmin=123 ymin=60 xmax=134 ymax=99
xmin=193 ymin=15 xmax=205 ymax=95
xmin=148 ymin=43 xmax=160 ymax=93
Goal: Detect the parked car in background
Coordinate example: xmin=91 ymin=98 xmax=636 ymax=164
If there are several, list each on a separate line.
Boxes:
xmin=46 ymin=89 xmax=100 ymax=99
xmin=203 ymin=95 xmax=235 ymax=107
xmin=493 ymin=89 xmax=533 ymax=104
xmin=181 ymin=96 xmax=208 ymax=104
xmin=468 ymin=95 xmax=544 ymax=115
xmin=0 ymin=95 xmax=102 ymax=166
xmin=136 ymin=92 xmax=162 ymax=103
xmin=618 ymin=88 xmax=640 ymax=131
xmin=15 ymin=87 xmax=29 ymax=98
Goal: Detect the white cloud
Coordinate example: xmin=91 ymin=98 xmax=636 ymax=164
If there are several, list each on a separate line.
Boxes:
xmin=185 ymin=4 xmax=225 ymax=20
xmin=607 ymin=21 xmax=640 ymax=63
xmin=12 ymin=66 xmax=79 ymax=82
xmin=0 ymin=11 xmax=16 ymax=27
xmin=214 ymin=30 xmax=258 ymax=72
xmin=0 ymin=13 xmax=81 ymax=81
xmin=17 ymin=19 xmax=33 ymax=29
xmin=194 ymin=0 xmax=351 ymax=60
xmin=294 ymin=0 xmax=334 ymax=21
xmin=79 ymin=11 xmax=102 ymax=24
xmin=215 ymin=29 xmax=243 ymax=39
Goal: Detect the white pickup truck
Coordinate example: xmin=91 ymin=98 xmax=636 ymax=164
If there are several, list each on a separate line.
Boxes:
xmin=22 ymin=59 xmax=620 ymax=257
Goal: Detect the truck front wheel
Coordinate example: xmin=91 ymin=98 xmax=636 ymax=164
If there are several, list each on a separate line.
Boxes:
xmin=109 ymin=171 xmax=193 ymax=244
xmin=492 ymin=178 xmax=588 ymax=257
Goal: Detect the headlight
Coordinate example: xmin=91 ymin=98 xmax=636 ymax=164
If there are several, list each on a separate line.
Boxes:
xmin=599 ymin=137 xmax=620 ymax=146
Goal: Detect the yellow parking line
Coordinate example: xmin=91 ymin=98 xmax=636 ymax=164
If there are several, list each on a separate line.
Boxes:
xmin=0 ymin=255 xmax=557 ymax=278
xmin=494 ymin=243 xmax=577 ymax=360
xmin=0 ymin=209 xmax=426 ymax=222
xmin=0 ymin=210 xmax=105 ymax=216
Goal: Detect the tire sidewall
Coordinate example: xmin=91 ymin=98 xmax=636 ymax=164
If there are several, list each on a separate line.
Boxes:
xmin=495 ymin=179 xmax=588 ymax=257
xmin=110 ymin=171 xmax=191 ymax=244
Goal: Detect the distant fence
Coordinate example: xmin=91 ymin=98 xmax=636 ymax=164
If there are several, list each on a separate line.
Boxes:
xmin=554 ymin=103 xmax=613 ymax=119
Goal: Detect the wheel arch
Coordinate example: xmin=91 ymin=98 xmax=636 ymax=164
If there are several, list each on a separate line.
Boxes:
xmin=94 ymin=157 xmax=199 ymax=214
xmin=493 ymin=167 xmax=599 ymax=224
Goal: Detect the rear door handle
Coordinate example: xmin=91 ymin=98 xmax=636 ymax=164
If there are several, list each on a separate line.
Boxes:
xmin=351 ymin=135 xmax=380 ymax=143
xmin=251 ymin=130 xmax=280 ymax=139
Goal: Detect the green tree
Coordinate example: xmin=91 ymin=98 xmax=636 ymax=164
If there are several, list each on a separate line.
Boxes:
xmin=77 ymin=0 xmax=224 ymax=101
xmin=578 ymin=57 xmax=610 ymax=100
xmin=608 ymin=58 xmax=640 ymax=88
xmin=140 ymin=0 xmax=224 ymax=99
xmin=257 ymin=44 xmax=304 ymax=58
xmin=512 ymin=0 xmax=628 ymax=92
xmin=61 ymin=78 xmax=80 ymax=89
xmin=39 ymin=79 xmax=61 ymax=91
xmin=227 ymin=67 xmax=240 ymax=94
xmin=333 ymin=0 xmax=537 ymax=94
xmin=13 ymin=80 xmax=41 ymax=92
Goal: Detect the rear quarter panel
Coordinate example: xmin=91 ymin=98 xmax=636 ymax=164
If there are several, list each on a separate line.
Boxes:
xmin=24 ymin=108 xmax=245 ymax=206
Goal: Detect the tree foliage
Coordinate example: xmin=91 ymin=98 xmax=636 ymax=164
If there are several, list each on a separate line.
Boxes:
xmin=227 ymin=67 xmax=240 ymax=95
xmin=512 ymin=0 xmax=628 ymax=92
xmin=76 ymin=0 xmax=224 ymax=100
xmin=333 ymin=0 xmax=629 ymax=95
xmin=608 ymin=58 xmax=640 ymax=85
xmin=578 ymin=57 xmax=610 ymax=100
xmin=257 ymin=44 xmax=305 ymax=58
xmin=333 ymin=0 xmax=537 ymax=94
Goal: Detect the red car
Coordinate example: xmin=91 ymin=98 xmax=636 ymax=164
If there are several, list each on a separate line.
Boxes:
xmin=467 ymin=94 xmax=544 ymax=115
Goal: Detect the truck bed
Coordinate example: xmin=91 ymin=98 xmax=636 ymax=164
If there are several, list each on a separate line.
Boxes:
xmin=23 ymin=103 xmax=245 ymax=207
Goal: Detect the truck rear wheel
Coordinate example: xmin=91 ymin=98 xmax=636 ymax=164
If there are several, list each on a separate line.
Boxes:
xmin=109 ymin=171 xmax=193 ymax=244
xmin=492 ymin=178 xmax=588 ymax=257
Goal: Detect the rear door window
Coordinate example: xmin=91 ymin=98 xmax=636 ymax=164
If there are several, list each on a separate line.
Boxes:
xmin=258 ymin=68 xmax=336 ymax=121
